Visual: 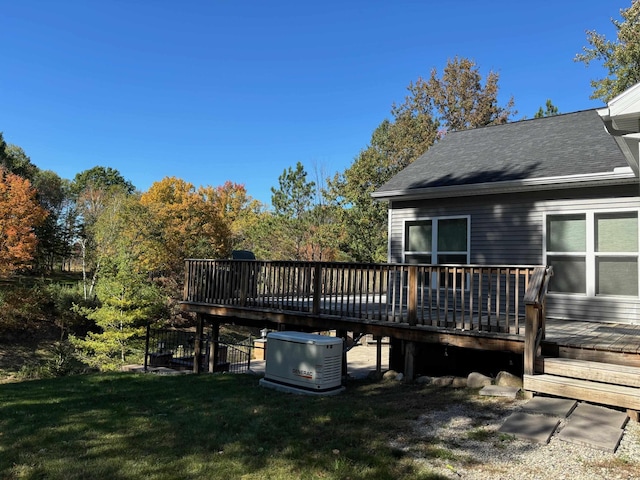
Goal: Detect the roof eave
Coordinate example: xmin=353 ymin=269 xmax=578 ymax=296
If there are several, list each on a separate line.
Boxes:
xmin=598 ymin=83 xmax=640 ymax=176
xmin=372 ymin=170 xmax=638 ymax=202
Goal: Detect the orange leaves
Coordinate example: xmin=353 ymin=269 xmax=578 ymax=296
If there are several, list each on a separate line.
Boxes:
xmin=139 ymin=177 xmax=233 ymax=273
xmin=0 ymin=168 xmax=48 ymax=276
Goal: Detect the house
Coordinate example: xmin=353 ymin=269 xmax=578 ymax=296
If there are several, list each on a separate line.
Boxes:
xmin=373 ymin=85 xmax=640 ymax=325
xmin=178 ymin=85 xmax=640 ymax=409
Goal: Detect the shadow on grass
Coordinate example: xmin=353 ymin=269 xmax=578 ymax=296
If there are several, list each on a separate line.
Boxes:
xmin=0 ymin=373 xmax=528 ymax=479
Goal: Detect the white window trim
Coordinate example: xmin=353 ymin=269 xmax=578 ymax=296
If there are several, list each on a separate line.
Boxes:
xmin=543 ymin=208 xmax=640 ymax=298
xmin=402 ymin=215 xmax=471 ymax=264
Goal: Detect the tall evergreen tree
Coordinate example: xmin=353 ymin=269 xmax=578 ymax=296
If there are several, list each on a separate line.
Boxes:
xmin=534 ymin=99 xmax=560 ymax=118
xmin=270 ymin=162 xmax=316 ymax=260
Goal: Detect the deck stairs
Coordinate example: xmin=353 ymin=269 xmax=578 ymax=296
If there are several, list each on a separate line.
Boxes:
xmin=523 ymin=356 xmax=640 ymax=412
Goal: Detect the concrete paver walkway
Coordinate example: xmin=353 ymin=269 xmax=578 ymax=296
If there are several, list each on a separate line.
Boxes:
xmin=499 ymin=396 xmax=630 ymax=452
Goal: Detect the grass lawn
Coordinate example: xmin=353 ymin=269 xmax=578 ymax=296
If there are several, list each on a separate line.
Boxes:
xmin=0 ymin=372 xmax=514 ymax=480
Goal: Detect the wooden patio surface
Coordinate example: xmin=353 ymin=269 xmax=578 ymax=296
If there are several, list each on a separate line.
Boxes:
xmin=545 ymin=320 xmax=640 ymax=354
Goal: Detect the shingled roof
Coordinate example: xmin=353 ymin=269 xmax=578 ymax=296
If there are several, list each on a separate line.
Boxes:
xmin=373 ymin=109 xmax=633 ymax=200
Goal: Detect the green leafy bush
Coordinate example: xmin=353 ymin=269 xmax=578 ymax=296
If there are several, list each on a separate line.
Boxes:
xmin=16 ymin=341 xmax=87 ymax=380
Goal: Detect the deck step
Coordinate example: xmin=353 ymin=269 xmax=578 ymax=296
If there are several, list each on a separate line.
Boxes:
xmin=540 ymin=357 xmax=640 ymax=388
xmin=523 ymin=374 xmax=640 ymax=411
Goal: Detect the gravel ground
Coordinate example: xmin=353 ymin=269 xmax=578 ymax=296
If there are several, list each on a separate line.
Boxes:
xmin=390 ymin=396 xmax=640 ymax=479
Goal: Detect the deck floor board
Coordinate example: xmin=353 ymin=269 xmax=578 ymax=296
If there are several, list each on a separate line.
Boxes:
xmin=545 ymin=320 xmax=640 ymax=354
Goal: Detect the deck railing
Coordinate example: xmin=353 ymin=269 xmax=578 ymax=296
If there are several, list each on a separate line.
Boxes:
xmin=523 ymin=266 xmax=553 ymax=374
xmin=184 ymin=260 xmax=550 ymax=336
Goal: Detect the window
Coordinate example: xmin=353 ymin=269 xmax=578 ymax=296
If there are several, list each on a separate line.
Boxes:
xmin=404 ymin=216 xmax=469 ymax=265
xmin=546 ymin=214 xmax=587 ymax=294
xmin=545 ymin=211 xmax=639 ymax=297
xmin=595 ymin=212 xmax=638 ymax=296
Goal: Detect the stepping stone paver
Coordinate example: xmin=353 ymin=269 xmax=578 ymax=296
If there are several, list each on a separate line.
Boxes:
xmin=479 ymin=385 xmax=520 ymax=398
xmin=498 ymin=412 xmax=560 ymax=444
xmin=569 ymin=403 xmax=629 ymax=429
xmin=521 ymin=397 xmax=577 ymax=417
xmin=555 ymin=402 xmax=629 ymax=452
xmin=499 ymin=399 xmax=630 ymax=452
xmin=558 ymin=416 xmax=625 ymax=452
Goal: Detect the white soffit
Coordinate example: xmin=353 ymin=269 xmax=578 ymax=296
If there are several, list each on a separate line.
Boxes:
xmin=598 ymin=82 xmax=640 ymax=177
xmin=608 ymin=81 xmax=640 ymax=118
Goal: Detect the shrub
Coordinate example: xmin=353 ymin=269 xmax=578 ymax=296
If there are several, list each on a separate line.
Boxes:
xmin=15 ymin=341 xmax=87 ymax=380
xmin=46 ymin=282 xmax=97 ymax=336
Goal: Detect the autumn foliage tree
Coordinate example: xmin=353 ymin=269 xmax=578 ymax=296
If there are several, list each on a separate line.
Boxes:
xmin=0 ymin=168 xmax=48 ymax=276
xmin=140 ymin=177 xmax=233 ymax=275
xmin=201 ymin=180 xmax=264 ymax=251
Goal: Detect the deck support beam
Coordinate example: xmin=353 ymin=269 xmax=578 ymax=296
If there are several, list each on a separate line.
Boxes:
xmin=208 ymin=320 xmax=220 ymax=373
xmin=193 ymin=313 xmax=204 ymax=374
xmin=375 ymin=335 xmax=382 ymax=376
xmin=337 ymin=329 xmax=348 ymax=377
xmin=404 ymin=341 xmax=416 ymax=380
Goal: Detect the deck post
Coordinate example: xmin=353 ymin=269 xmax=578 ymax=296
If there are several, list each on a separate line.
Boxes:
xmin=524 ymin=304 xmax=538 ymax=376
xmin=407 ymin=266 xmax=418 ymax=326
xmin=404 ymin=341 xmax=416 ymax=380
xmin=208 ymin=319 xmax=220 ymax=373
xmin=183 ymin=260 xmax=190 ymax=302
xmin=337 ymin=329 xmax=348 ymax=377
xmin=375 ymin=335 xmax=382 ymax=376
xmin=193 ymin=313 xmax=204 ymax=374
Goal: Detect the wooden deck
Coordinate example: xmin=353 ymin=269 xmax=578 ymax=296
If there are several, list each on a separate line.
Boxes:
xmin=180 ymin=259 xmax=640 ymax=372
xmin=545 ymin=321 xmax=640 ymax=353
xmin=542 ymin=320 xmax=640 ymax=367
xmin=181 ymin=259 xmax=640 ymax=411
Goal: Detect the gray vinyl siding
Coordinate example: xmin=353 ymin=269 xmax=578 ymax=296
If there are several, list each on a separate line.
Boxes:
xmin=387 ymin=185 xmax=640 ymax=324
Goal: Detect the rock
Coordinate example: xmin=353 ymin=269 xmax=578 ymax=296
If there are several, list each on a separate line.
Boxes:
xmin=467 ymin=372 xmax=493 ymax=389
xmin=431 ymin=376 xmax=454 ymax=387
xmin=382 ymin=370 xmax=405 ymax=382
xmin=382 ymin=370 xmax=399 ymax=381
xmin=495 ymin=371 xmax=523 ymax=388
xmin=416 ymin=375 xmax=432 ymax=385
xmin=451 ymin=376 xmax=467 ymax=388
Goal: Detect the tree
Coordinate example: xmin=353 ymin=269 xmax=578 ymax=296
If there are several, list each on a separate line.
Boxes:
xmin=0 ymin=134 xmax=8 ymax=169
xmin=201 ymin=180 xmax=264 ymax=251
xmin=71 ymin=166 xmax=135 ymax=298
xmin=32 ymin=170 xmax=73 ymax=272
xmin=0 ymin=137 xmax=73 ymax=272
xmin=575 ymin=1 xmax=640 ymax=102
xmin=2 ymin=143 xmax=38 ymax=180
xmin=71 ymin=194 xmax=165 ymax=371
xmin=140 ymin=177 xmax=232 ymax=275
xmin=0 ymin=168 xmax=48 ymax=276
xmin=71 ymin=165 xmax=135 ymax=234
xmin=71 ymin=166 xmax=135 ymax=197
xmin=405 ymin=56 xmax=516 ymax=133
xmin=328 ymin=121 xmax=419 ymax=262
xmin=270 ymin=162 xmax=316 ymax=260
xmin=328 ymin=57 xmax=515 ymax=262
xmin=534 ymin=99 xmax=560 ymax=118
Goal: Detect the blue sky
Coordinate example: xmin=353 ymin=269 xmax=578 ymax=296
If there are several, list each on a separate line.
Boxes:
xmin=1 ymin=1 xmax=621 ymax=205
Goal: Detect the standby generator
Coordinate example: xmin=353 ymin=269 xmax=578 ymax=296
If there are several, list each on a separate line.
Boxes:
xmin=259 ymin=331 xmax=344 ymax=395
